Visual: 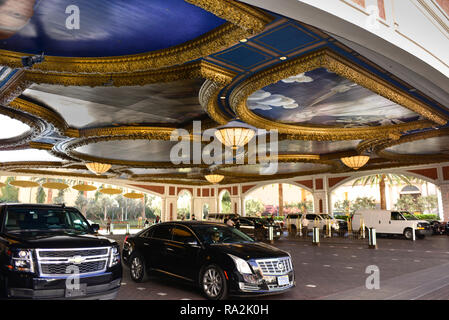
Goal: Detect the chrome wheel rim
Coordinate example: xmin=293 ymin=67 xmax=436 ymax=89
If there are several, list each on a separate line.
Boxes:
xmin=203 ymin=268 xmax=223 ymax=298
xmin=131 ymin=257 xmax=143 ymax=280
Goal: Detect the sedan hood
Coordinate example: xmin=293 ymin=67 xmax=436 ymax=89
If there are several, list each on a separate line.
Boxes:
xmin=5 ymin=230 xmax=116 ymax=249
xmin=209 ymin=242 xmax=289 ymax=260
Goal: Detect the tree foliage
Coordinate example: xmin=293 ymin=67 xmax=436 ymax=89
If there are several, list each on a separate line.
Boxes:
xmin=245 ymin=199 xmax=264 ymax=216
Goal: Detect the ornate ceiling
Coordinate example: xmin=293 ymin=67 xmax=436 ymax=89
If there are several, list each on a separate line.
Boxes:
xmin=0 ymin=0 xmax=448 ymax=187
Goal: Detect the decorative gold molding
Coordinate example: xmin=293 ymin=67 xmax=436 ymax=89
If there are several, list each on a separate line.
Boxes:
xmin=0 ymin=1 xmax=272 ymax=74
xmin=28 ymin=141 xmax=54 ymax=150
xmin=0 ymin=106 xmax=46 ymax=149
xmin=185 ymin=0 xmax=273 ymax=34
xmin=227 ymin=48 xmax=445 ymax=140
xmin=21 ymin=60 xmax=236 ymax=88
xmin=376 ymin=128 xmax=449 ymax=162
xmin=8 ymin=98 xmax=68 ymax=134
xmin=199 ymin=79 xmax=232 ymax=124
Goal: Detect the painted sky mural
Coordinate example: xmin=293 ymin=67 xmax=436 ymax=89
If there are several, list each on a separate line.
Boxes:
xmin=247 ymin=67 xmax=421 ymax=128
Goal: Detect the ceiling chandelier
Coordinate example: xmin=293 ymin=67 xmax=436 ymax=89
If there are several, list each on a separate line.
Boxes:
xmin=341 ymin=155 xmax=370 ymax=170
xmin=214 ymin=119 xmax=256 ymax=150
xmin=85 ymin=162 xmax=112 ymax=175
xmin=205 ymin=174 xmax=224 ymax=184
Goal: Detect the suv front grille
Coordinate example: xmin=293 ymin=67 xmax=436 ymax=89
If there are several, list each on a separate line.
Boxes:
xmin=255 ymin=257 xmax=293 ymax=275
xmin=41 ymin=261 xmax=107 ymax=275
xmin=36 ymin=247 xmax=110 ymax=277
xmin=38 ymin=249 xmax=108 ymax=258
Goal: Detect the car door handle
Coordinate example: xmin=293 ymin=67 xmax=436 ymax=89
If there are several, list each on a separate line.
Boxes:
xmin=166 ymin=247 xmax=175 ymax=252
xmin=144 ymin=243 xmax=150 ymax=246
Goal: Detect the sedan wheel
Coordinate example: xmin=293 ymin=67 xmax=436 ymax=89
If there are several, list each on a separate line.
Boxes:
xmin=201 ymin=265 xmax=228 ymax=300
xmin=130 ymin=254 xmax=147 ymax=282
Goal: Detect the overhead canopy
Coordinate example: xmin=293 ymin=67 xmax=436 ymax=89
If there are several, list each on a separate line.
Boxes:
xmin=0 ymin=0 xmax=448 ymax=187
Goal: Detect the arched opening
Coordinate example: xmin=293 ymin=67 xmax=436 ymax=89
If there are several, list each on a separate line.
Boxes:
xmin=177 ymin=189 xmax=192 ymax=220
xmin=331 ymin=173 xmax=439 ymax=217
xmin=0 ymin=175 xmax=163 ymax=229
xmin=243 ymin=183 xmax=313 ymax=217
xmin=219 ymin=190 xmax=232 ymax=214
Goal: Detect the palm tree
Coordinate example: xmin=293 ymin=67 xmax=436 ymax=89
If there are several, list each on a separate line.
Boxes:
xmin=352 ymin=174 xmax=421 ymax=210
xmin=278 ymin=183 xmax=284 ymax=217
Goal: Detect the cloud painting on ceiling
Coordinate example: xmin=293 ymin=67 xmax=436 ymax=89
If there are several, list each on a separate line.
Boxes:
xmin=247 ymin=68 xmax=421 ymax=127
xmin=22 ymin=79 xmax=206 ymax=128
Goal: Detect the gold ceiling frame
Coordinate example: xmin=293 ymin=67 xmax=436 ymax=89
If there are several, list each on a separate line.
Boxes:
xmin=199 ymin=79 xmax=232 ymax=124
xmin=375 ymin=128 xmax=449 ymax=162
xmin=227 ymin=48 xmax=445 ymax=140
xmin=0 ymin=1 xmax=272 ymax=74
xmin=20 ymin=60 xmax=236 ymax=88
xmin=0 ymin=106 xmax=47 ymax=149
xmin=8 ymin=98 xmax=69 ymax=134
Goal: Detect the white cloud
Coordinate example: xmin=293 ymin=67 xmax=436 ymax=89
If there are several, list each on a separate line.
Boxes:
xmin=247 ymin=90 xmax=299 ymax=111
xmin=281 ymin=73 xmax=314 ymax=84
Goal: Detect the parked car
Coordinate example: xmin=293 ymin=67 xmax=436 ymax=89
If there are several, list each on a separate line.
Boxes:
xmin=429 ymin=220 xmax=447 ymax=235
xmin=352 ymin=209 xmax=432 ymax=240
xmin=122 ymin=221 xmax=295 ymax=299
xmin=238 ymin=217 xmax=282 ymax=241
xmin=206 ymin=213 xmax=238 ymax=223
xmin=0 ymin=203 xmax=122 ymax=299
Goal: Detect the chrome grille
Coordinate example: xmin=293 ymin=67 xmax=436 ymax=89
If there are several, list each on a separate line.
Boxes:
xmin=38 ymin=248 xmax=108 ymax=258
xmin=255 ymin=257 xmax=293 ymax=275
xmin=36 ymin=247 xmax=110 ymax=277
xmin=41 ymin=261 xmax=106 ymax=275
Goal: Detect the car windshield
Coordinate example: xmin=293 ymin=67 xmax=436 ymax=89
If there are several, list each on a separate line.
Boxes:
xmin=402 ymin=213 xmax=419 ymax=220
xmin=4 ymin=207 xmax=91 ymax=233
xmin=320 ymin=214 xmax=332 ymax=220
xmin=191 ymin=224 xmax=255 ymax=245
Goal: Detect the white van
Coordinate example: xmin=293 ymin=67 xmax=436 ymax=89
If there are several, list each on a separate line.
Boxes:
xmin=352 ymin=210 xmax=432 ymax=240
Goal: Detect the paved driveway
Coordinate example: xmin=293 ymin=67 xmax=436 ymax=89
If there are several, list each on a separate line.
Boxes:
xmin=110 ymin=234 xmax=449 ymax=300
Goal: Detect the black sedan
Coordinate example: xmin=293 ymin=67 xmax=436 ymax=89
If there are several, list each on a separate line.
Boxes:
xmin=122 ymin=221 xmax=295 ymax=300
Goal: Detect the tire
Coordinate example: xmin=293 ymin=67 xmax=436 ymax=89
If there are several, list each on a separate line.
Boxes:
xmin=404 ymin=228 xmax=414 ymax=240
xmin=129 ymin=253 xmax=149 ymax=283
xmin=199 ymin=264 xmax=228 ymax=300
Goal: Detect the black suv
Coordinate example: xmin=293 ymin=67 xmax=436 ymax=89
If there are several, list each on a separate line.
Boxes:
xmin=122 ymin=221 xmax=294 ymax=299
xmin=0 ymin=204 xmax=122 ymax=299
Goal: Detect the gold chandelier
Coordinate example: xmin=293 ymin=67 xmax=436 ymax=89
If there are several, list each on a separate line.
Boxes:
xmin=341 ymin=155 xmax=370 ymax=170
xmin=205 ymin=174 xmax=224 ymax=184
xmin=214 ymin=119 xmax=256 ymax=149
xmin=85 ymin=162 xmax=111 ymax=175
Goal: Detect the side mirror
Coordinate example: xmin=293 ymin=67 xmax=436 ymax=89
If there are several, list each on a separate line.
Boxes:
xmin=91 ymin=224 xmax=100 ymax=233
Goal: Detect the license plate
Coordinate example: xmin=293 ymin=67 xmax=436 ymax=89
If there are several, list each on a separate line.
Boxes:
xmin=65 ymin=283 xmax=87 ymax=298
xmin=277 ymin=275 xmax=289 ymax=286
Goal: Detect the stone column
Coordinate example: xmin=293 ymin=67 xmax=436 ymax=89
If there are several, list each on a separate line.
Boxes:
xmin=438 ymin=184 xmax=449 ymax=221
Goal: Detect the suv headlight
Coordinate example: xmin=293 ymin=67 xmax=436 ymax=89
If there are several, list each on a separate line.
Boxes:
xmin=228 ymin=254 xmax=252 ymax=274
xmin=109 ymin=246 xmax=120 ymax=267
xmin=9 ymin=249 xmax=34 ymax=273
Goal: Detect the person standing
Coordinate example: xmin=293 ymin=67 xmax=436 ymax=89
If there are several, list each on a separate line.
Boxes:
xmin=301 ymin=214 xmax=309 ymax=237
xmin=106 ymin=217 xmax=111 ymax=234
xmin=155 ymin=216 xmax=161 ymax=224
